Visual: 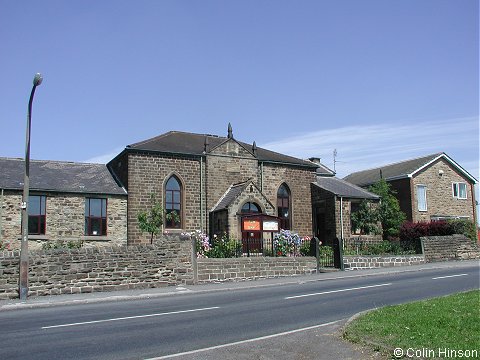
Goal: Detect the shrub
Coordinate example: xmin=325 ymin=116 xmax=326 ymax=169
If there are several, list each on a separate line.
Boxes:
xmin=399 ymin=221 xmax=456 ymax=253
xmin=448 ymin=219 xmax=477 ymax=242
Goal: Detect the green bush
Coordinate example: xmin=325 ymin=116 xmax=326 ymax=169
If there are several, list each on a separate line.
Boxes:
xmin=448 ymin=219 xmax=477 ymax=242
xmin=208 ymin=234 xmax=242 ymax=258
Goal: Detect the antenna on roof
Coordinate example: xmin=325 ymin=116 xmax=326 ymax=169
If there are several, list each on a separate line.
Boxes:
xmin=333 ymin=149 xmax=338 ymax=172
xmin=227 ymin=123 xmax=233 ymax=139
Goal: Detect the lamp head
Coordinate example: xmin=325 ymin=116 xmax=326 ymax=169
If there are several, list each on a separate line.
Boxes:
xmin=33 ymin=73 xmax=43 ymax=87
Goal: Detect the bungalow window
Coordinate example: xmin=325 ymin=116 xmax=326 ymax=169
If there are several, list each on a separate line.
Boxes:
xmin=277 ymin=183 xmax=291 ymax=230
xmin=85 ymin=198 xmax=107 ymax=236
xmin=28 ymin=195 xmax=46 ymax=235
xmin=452 ymin=183 xmax=467 ymax=199
xmin=165 ymin=176 xmax=182 ymax=229
xmin=417 ymin=185 xmax=427 ymax=212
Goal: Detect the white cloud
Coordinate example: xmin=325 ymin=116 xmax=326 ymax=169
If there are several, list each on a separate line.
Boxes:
xmin=83 ymin=147 xmax=124 ymax=164
xmin=260 ymin=116 xmax=479 ymax=179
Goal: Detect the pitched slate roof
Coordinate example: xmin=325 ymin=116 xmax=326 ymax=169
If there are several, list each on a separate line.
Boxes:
xmin=0 ymin=157 xmax=126 ymax=195
xmin=124 ymin=131 xmax=322 ymax=169
xmin=211 ymin=181 xmax=249 ymax=212
xmin=314 ymin=176 xmax=380 ymax=200
xmin=343 ymin=153 xmax=477 ymax=186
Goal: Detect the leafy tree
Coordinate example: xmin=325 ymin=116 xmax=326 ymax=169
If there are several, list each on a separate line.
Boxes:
xmin=137 ymin=193 xmax=179 ymax=244
xmin=368 ymin=179 xmax=406 ymax=239
xmin=350 ymin=200 xmax=381 ymax=236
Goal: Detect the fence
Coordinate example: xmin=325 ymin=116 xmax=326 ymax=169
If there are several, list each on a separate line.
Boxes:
xmin=202 ymin=236 xmax=317 ymax=258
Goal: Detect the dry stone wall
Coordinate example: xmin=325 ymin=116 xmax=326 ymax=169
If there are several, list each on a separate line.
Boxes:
xmin=0 ymin=234 xmax=193 ymax=299
xmin=197 ymin=257 xmax=317 ymax=283
xmin=421 ymin=234 xmax=480 ymax=262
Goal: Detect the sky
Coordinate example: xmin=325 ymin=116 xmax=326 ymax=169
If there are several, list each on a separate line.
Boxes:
xmin=1 ymin=1 xmax=478 ymax=185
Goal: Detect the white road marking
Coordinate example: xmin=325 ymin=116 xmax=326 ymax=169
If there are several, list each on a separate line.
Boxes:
xmin=41 ymin=306 xmax=220 ymax=329
xmin=285 ymin=283 xmax=392 ymax=300
xmin=146 ymin=319 xmax=344 ymax=359
xmin=432 ymin=273 xmax=468 ymax=280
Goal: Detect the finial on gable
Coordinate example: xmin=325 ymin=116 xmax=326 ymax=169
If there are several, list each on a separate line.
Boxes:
xmin=252 ymin=141 xmax=257 ymax=156
xmin=228 ymin=123 xmax=233 ymax=139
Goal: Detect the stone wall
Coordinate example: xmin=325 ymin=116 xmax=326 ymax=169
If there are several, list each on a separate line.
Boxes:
xmin=421 ymin=234 xmax=480 ymax=262
xmin=343 ymin=255 xmax=425 ymax=270
xmin=0 ymin=191 xmax=127 ymax=250
xmin=0 ymin=234 xmax=194 ymax=299
xmin=197 ymin=257 xmax=317 ymax=283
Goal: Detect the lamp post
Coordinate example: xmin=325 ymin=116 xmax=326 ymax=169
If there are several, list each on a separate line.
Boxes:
xmin=19 ymin=73 xmax=43 ymax=301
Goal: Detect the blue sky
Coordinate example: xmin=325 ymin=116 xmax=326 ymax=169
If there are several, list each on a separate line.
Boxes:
xmin=1 ymin=1 xmax=478 ymax=185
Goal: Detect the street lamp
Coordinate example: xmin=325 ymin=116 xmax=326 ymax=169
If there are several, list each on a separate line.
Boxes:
xmin=19 ymin=73 xmax=43 ymax=300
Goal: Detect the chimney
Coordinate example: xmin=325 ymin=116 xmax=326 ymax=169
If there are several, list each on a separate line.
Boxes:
xmin=308 ymin=157 xmax=321 ymax=164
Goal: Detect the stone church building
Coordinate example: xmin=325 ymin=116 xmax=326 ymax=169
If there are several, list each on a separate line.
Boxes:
xmin=108 ymin=125 xmax=338 ymax=245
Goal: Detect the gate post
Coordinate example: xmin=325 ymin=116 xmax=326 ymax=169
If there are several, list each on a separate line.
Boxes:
xmin=315 ymin=237 xmax=320 ymax=273
xmin=191 ymin=235 xmax=198 ymax=284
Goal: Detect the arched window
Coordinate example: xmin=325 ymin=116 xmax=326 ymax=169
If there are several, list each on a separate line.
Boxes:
xmin=165 ymin=176 xmax=182 ymax=229
xmin=277 ymin=183 xmax=291 ymax=230
xmin=241 ymin=202 xmax=261 ymax=214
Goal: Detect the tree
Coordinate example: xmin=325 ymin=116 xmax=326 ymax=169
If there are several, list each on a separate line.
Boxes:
xmin=350 ymin=200 xmax=381 ymax=236
xmin=137 ymin=193 xmax=179 ymax=244
xmin=368 ymin=179 xmax=406 ymax=239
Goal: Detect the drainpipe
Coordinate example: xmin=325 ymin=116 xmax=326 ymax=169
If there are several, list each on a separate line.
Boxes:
xmin=200 ymin=157 xmax=204 ymax=232
xmin=339 ymin=196 xmax=345 ymax=270
xmin=339 ymin=196 xmax=344 ymax=243
xmin=260 ymin=162 xmax=264 ymax=192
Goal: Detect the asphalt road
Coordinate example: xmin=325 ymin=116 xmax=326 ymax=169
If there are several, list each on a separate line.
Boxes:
xmin=1 ymin=264 xmax=478 ymax=360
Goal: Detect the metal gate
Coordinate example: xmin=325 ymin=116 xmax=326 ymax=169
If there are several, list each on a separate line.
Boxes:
xmin=316 ymin=237 xmax=342 ymax=269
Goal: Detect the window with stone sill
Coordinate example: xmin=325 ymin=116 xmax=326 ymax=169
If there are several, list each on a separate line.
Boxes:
xmin=85 ymin=198 xmax=107 ymax=236
xmin=28 ymin=195 xmax=46 ymax=235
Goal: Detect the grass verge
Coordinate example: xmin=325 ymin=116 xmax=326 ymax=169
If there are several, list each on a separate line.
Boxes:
xmin=343 ymin=290 xmax=480 ymax=357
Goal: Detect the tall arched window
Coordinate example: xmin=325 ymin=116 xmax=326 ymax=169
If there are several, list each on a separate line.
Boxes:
xmin=277 ymin=183 xmax=291 ymax=230
xmin=165 ymin=176 xmax=182 ymax=229
xmin=241 ymin=202 xmax=261 ymax=214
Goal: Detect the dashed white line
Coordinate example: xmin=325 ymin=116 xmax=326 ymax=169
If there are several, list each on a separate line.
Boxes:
xmin=432 ymin=273 xmax=468 ymax=280
xmin=41 ymin=306 xmax=220 ymax=329
xmin=285 ymin=283 xmax=392 ymax=300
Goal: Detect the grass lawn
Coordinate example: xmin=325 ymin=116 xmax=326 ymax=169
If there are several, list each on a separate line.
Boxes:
xmin=343 ymin=290 xmax=480 ymax=357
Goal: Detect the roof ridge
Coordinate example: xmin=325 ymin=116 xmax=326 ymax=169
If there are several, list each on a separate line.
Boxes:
xmin=345 ymin=152 xmax=443 ymax=177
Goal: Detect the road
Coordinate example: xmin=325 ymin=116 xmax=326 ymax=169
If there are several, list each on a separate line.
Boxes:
xmin=1 ymin=263 xmax=478 ymax=360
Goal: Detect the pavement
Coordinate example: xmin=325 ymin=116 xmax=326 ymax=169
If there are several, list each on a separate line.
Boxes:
xmin=1 ymin=260 xmax=478 ymax=360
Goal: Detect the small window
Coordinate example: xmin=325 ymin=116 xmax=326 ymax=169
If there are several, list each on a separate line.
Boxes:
xmin=452 ymin=183 xmax=467 ymax=199
xmin=85 ymin=198 xmax=107 ymax=236
xmin=417 ymin=185 xmax=427 ymax=212
xmin=28 ymin=195 xmax=46 ymax=235
xmin=241 ymin=202 xmax=261 ymax=213
xmin=165 ymin=176 xmax=182 ymax=228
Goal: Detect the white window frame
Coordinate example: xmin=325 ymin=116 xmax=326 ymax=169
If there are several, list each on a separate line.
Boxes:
xmin=452 ymin=182 xmax=468 ymax=200
xmin=417 ymin=184 xmax=427 ymax=212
